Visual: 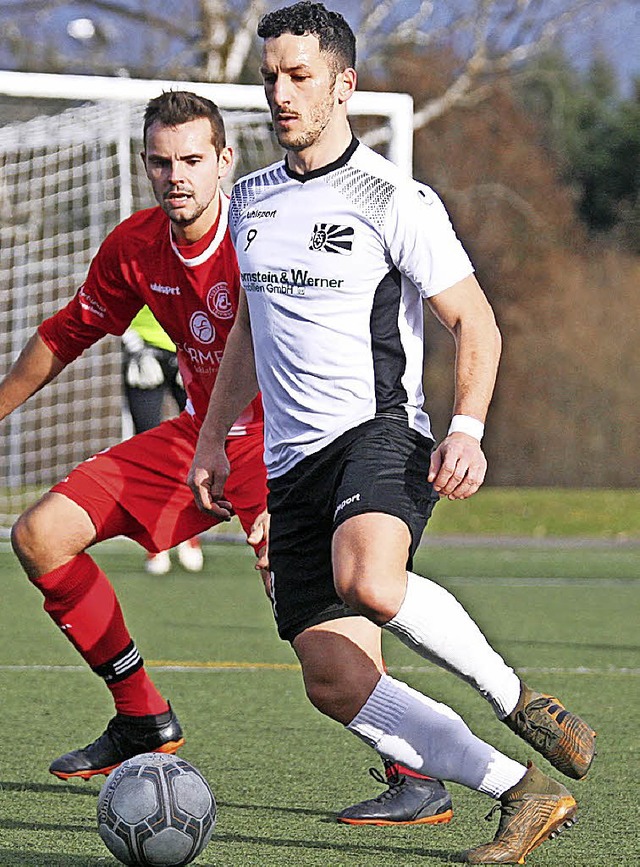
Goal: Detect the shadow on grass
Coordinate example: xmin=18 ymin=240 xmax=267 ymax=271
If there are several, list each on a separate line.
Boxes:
xmin=201 ymin=831 xmax=462 ymax=863
xmin=0 ymin=786 xmax=466 ymax=864
xmin=218 ymin=798 xmax=330 ymax=818
xmin=0 ymin=841 xmax=465 ymax=866
xmin=0 ymin=779 xmax=100 ymax=797
xmin=0 ymin=804 xmax=464 ymax=865
xmin=0 ymin=854 xmax=110 ymax=867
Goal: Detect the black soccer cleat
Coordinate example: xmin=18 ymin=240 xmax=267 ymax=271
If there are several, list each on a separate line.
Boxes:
xmin=336 ymin=761 xmax=454 ymax=826
xmin=49 ymin=705 xmax=185 ymax=780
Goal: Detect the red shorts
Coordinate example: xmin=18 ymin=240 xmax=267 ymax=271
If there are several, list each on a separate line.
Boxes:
xmin=51 ymin=412 xmax=267 ymax=554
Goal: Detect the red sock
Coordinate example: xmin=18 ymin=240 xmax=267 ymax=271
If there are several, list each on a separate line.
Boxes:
xmin=108 ymin=667 xmax=169 ymax=717
xmin=33 ymin=553 xmax=168 ymax=716
xmin=387 ymin=762 xmax=432 ymax=781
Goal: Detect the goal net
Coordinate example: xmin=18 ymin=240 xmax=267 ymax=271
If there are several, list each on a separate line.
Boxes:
xmin=0 ymin=71 xmax=413 ymax=534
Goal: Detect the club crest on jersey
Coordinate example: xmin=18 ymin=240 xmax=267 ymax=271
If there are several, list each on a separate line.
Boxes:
xmin=308 ymin=223 xmax=354 ymax=255
xmin=206 ymin=281 xmax=234 ymax=320
xmin=190 ymin=311 xmax=216 ymax=344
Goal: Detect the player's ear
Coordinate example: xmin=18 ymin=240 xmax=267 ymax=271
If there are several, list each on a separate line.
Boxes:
xmin=217 ymin=146 xmax=233 ymax=178
xmin=140 ymin=151 xmax=149 ymax=176
xmin=336 ymin=68 xmax=357 ymax=104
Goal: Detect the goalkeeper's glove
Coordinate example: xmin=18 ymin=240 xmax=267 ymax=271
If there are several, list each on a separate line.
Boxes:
xmin=122 ymin=329 xmax=164 ymax=389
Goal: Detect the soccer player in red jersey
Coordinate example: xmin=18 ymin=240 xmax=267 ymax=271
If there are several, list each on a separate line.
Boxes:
xmin=0 ymin=91 xmax=272 ymax=780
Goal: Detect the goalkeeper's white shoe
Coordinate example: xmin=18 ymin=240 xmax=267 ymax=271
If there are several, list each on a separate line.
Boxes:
xmin=145 ymin=550 xmax=171 ymax=575
xmin=177 ymin=538 xmax=204 ymax=573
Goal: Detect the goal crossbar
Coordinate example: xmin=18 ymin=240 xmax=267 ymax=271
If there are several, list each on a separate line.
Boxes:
xmin=0 ymin=70 xmax=413 ymax=534
xmin=0 ymin=70 xmax=413 ymax=173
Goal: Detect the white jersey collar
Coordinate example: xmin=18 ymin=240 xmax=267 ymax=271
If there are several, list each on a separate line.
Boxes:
xmin=169 ymin=191 xmax=229 ymax=267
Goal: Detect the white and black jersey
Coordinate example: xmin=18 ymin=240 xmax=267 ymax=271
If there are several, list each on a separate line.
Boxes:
xmin=230 ymin=138 xmax=474 ymax=478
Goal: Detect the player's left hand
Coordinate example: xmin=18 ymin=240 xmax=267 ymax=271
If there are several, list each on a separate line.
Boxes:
xmin=428 ymin=432 xmax=487 ymax=500
xmin=248 ymin=510 xmax=271 ymax=597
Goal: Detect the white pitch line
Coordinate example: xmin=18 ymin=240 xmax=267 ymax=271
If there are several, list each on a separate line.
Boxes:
xmin=442 ymin=577 xmax=640 ymax=587
xmin=0 ymin=662 xmax=638 ymax=675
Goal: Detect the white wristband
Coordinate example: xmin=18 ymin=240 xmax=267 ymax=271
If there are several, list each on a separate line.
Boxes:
xmin=448 ymin=414 xmax=484 ymax=442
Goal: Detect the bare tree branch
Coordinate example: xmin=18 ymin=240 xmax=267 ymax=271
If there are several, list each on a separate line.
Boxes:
xmin=447 ymin=181 xmax=549 ymax=230
xmin=4 ymin=0 xmax=193 ymax=40
xmin=367 ymin=0 xmax=626 ymax=131
xmin=223 ymin=0 xmax=267 ymax=82
xmin=0 ymin=0 xmax=627 ymax=122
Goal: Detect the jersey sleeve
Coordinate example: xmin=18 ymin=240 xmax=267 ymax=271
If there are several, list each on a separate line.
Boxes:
xmin=38 ymin=226 xmax=144 ymax=363
xmin=384 ymin=180 xmax=474 ymax=298
xmin=228 ymin=187 xmax=241 ymax=247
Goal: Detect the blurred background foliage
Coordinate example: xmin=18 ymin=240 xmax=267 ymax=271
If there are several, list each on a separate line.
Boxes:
xmin=0 ymin=0 xmax=638 ymax=488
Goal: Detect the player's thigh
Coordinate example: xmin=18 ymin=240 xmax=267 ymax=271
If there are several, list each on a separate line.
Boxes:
xmin=11 ymin=491 xmax=97 ymax=576
xmin=333 ymin=512 xmax=412 ymax=619
xmin=292 ymin=617 xmax=383 ymax=723
xmin=50 ymin=416 xmax=215 ymax=553
xmin=330 ymin=417 xmax=438 ymax=616
xmin=267 ymin=449 xmax=347 ymax=643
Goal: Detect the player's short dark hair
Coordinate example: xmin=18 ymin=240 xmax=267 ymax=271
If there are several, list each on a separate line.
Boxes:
xmin=143 ymin=91 xmax=226 ymax=153
xmin=257 ymin=2 xmax=356 ymax=71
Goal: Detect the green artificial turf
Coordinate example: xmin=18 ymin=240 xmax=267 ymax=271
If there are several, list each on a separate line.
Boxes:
xmin=0 ymin=539 xmax=637 ymax=865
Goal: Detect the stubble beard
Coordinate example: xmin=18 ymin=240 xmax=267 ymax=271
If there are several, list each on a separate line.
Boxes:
xmin=162 ymin=194 xmax=210 ymax=227
xmin=274 ymin=89 xmax=335 ymax=153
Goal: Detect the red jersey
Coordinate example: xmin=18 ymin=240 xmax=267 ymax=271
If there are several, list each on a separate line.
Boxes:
xmin=38 ymin=194 xmax=262 ymax=434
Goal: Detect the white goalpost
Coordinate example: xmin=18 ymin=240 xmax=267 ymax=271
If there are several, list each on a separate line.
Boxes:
xmin=0 ymin=70 xmax=414 ymax=534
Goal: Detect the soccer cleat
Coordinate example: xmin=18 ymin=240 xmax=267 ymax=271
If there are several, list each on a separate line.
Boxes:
xmin=504 ymin=684 xmax=596 ymax=780
xmin=144 ymin=550 xmax=171 ymax=575
xmin=462 ymin=762 xmax=578 ymax=864
xmin=177 ymin=538 xmax=204 ymax=572
xmin=336 ymin=761 xmax=453 ymax=826
xmin=49 ymin=705 xmax=185 ymax=780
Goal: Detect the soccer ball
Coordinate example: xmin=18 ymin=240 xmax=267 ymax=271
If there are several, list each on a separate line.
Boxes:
xmin=97 ymin=752 xmax=216 ymax=866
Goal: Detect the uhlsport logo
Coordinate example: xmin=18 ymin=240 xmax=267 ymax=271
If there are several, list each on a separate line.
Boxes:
xmin=206 ymin=282 xmax=234 ymax=320
xmin=150 ymin=281 xmax=181 ymax=295
xmin=308 ymin=223 xmax=354 ymax=255
xmin=190 ymin=311 xmax=216 ymax=344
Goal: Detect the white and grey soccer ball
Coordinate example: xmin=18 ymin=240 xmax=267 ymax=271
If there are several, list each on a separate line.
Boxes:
xmin=97 ymin=752 xmax=216 ymax=866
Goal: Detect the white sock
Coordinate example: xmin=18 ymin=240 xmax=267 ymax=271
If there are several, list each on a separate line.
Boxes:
xmin=384 ymin=572 xmax=521 ymax=717
xmin=347 ymin=674 xmax=526 ymax=797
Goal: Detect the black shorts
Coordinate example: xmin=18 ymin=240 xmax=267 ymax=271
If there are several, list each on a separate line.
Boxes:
xmin=267 ymin=415 xmax=439 ymax=643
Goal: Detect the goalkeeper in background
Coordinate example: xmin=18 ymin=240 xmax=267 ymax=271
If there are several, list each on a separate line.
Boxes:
xmin=122 ymin=306 xmax=204 ymax=574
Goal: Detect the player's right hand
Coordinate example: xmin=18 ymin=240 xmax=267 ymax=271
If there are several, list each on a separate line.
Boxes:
xmin=187 ymin=446 xmax=232 ymax=520
xmin=428 ymin=432 xmax=487 ymax=500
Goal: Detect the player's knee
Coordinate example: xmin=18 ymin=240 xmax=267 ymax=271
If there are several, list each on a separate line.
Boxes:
xmin=11 ymin=509 xmax=44 ymax=576
xmin=335 ymin=572 xmax=398 ymax=625
xmin=11 ymin=499 xmax=81 ymax=578
xmin=302 ymin=667 xmax=354 ymax=723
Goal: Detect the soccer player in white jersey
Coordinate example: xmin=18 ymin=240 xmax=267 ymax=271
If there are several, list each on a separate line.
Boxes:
xmin=189 ymin=3 xmax=597 ymax=862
